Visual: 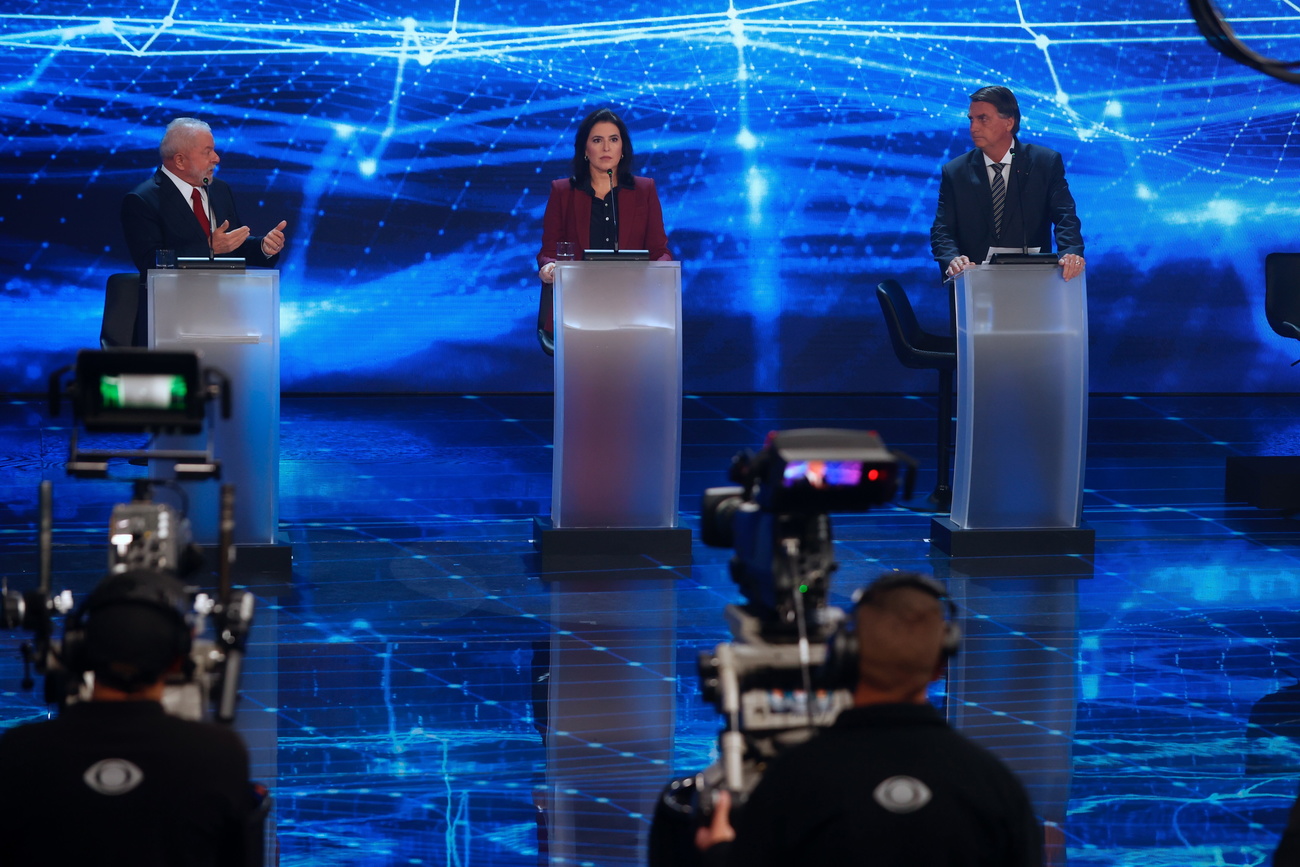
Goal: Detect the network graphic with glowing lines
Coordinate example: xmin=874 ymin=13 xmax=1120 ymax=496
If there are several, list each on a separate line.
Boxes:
xmin=2 ymin=1 xmax=1298 ymax=392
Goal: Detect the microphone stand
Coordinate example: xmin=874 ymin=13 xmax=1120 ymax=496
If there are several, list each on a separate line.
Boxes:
xmin=607 ymin=169 xmax=619 ymax=253
xmin=201 ymin=176 xmax=215 ymax=261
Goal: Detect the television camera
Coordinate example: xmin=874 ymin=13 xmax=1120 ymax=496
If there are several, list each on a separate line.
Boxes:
xmin=649 ymin=428 xmax=913 ymax=865
xmin=0 ymin=349 xmax=252 ymax=724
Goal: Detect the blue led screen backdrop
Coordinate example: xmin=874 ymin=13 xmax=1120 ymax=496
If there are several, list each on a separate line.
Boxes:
xmin=1 ymin=2 xmax=1298 ymax=393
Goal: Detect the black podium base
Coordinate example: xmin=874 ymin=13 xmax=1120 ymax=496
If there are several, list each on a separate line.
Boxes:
xmin=931 ymin=551 xmax=1095 ymax=580
xmin=1225 ymin=455 xmax=1300 ymax=511
xmin=198 ymin=534 xmax=294 ymax=583
xmin=532 ymin=517 xmax=691 ymax=577
xmin=929 ymin=517 xmax=1095 ymax=557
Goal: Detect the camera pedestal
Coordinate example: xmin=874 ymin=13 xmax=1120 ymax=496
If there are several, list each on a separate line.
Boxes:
xmin=532 ymin=518 xmax=691 ymax=576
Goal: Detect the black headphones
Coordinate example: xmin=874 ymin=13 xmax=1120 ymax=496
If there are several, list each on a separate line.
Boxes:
xmin=61 ymin=569 xmax=194 ymax=690
xmin=822 ymin=572 xmax=961 ymax=691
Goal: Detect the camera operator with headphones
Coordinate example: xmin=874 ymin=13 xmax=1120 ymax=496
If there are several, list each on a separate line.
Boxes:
xmin=0 ymin=569 xmax=257 ymax=867
xmin=695 ymin=572 xmax=1043 ymax=866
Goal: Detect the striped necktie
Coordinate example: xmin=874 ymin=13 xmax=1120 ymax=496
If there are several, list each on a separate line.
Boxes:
xmin=990 ymin=163 xmax=1006 ymax=238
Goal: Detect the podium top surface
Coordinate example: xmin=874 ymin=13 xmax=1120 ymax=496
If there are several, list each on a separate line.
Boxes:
xmin=971 ymin=262 xmax=1060 ymax=271
xmin=955 ymin=263 xmax=1085 ymax=292
xmin=148 ymin=268 xmax=280 ymax=276
xmin=555 ymin=260 xmax=680 ymax=269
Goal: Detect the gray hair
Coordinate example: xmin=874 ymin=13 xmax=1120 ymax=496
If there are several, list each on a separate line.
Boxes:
xmin=159 ymin=117 xmax=212 ymax=162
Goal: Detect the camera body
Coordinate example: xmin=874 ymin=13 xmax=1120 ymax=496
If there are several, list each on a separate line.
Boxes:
xmin=0 ymin=349 xmax=250 ymax=724
xmin=109 ymin=496 xmax=195 ymax=577
xmin=650 ymin=429 xmax=911 ymax=865
xmin=700 ymin=428 xmax=903 ymax=632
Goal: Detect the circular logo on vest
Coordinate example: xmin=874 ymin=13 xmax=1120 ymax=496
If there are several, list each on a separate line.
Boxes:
xmin=83 ymin=758 xmax=145 ymax=796
xmin=873 ymin=775 xmax=932 ymax=813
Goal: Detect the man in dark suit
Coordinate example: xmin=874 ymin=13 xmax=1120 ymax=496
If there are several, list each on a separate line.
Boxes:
xmin=119 ymin=118 xmax=288 ymax=344
xmin=930 ymin=86 xmax=1084 ymax=283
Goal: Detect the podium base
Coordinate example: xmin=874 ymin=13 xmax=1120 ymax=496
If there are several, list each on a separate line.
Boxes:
xmin=931 ymin=551 xmax=1095 ymax=581
xmin=929 ymin=517 xmax=1094 ymax=557
xmin=198 ymin=534 xmax=293 ymax=582
xmin=1225 ymin=455 xmax=1300 ymax=511
xmin=532 ymin=517 xmax=691 ymax=577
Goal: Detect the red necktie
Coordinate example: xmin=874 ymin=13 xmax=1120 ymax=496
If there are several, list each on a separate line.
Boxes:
xmin=191 ymin=187 xmax=211 ymax=238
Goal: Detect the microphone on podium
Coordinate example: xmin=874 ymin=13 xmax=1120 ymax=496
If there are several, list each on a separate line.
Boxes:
xmin=201 ymin=176 xmax=215 ymax=261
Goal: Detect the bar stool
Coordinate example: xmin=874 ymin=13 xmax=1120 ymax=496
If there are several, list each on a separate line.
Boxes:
xmin=101 ymin=272 xmax=143 ymax=348
xmin=876 ymin=279 xmax=956 ymax=511
xmin=1225 ymin=253 xmax=1300 ymax=510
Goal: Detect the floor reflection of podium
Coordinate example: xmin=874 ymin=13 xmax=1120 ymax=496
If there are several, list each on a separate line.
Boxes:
xmin=236 ymin=606 xmax=279 ymax=864
xmin=541 ymin=579 xmax=677 ymax=865
xmin=939 ymin=573 xmax=1080 ymax=863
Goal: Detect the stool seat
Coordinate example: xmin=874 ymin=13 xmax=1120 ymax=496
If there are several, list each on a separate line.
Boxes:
xmin=877 ymin=279 xmax=956 ymax=369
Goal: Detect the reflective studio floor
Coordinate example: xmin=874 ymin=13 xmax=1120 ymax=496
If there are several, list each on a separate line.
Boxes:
xmin=3 ymin=392 xmax=1300 ymax=867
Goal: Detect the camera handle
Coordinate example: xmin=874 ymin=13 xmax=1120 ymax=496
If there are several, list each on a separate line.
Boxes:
xmin=787 ymin=537 xmax=818 ymax=732
xmin=711 ymin=643 xmax=746 ymax=793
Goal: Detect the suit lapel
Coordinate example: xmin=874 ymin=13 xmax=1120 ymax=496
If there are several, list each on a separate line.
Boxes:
xmin=966 ymin=150 xmax=992 ymax=226
xmin=207 ymin=179 xmax=235 ymax=229
xmin=616 ymin=183 xmax=641 ymax=250
xmin=156 ymin=171 xmax=208 ymax=244
xmin=573 ymin=190 xmax=592 ymax=252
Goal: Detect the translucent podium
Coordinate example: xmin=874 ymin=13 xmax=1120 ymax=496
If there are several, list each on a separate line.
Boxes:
xmin=532 ymin=260 xmax=691 ymax=572
xmin=930 ymin=264 xmax=1094 ymax=556
xmin=149 ymin=269 xmax=289 ymax=571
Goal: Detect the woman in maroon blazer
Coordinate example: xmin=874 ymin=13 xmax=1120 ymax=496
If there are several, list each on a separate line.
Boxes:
xmin=535 ymin=107 xmax=673 ymax=353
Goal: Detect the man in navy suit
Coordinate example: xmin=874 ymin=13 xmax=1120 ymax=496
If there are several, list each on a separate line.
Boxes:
xmin=930 ymin=86 xmax=1084 ymax=283
xmin=119 ymin=118 xmax=288 ymax=344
